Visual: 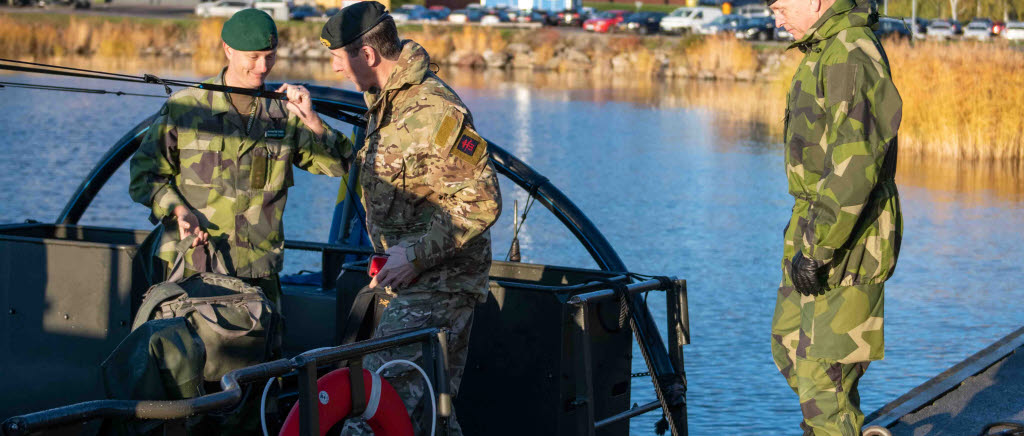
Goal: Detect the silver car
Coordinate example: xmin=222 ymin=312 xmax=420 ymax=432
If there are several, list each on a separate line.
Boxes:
xmin=964 ymin=19 xmax=994 ymax=40
xmin=1004 ymin=21 xmax=1024 ymax=40
xmin=926 ymin=19 xmax=959 ymax=40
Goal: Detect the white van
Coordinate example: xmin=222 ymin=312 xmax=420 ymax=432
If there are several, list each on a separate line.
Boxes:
xmin=660 ymin=7 xmax=694 ymax=34
xmin=660 ymin=6 xmax=722 ymax=34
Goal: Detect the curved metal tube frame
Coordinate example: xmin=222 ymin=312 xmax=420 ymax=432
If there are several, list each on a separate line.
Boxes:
xmin=56 ymin=85 xmax=625 ymax=272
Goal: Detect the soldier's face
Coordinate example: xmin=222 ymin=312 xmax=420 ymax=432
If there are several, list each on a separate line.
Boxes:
xmin=330 ymin=47 xmax=376 ymax=92
xmin=770 ymin=0 xmax=824 ymax=40
xmin=223 ymin=44 xmax=276 ymax=88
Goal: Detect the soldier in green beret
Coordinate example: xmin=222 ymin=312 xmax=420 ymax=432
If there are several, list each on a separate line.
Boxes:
xmin=768 ymin=0 xmax=903 ymax=433
xmin=319 ymin=2 xmax=502 ymax=435
xmin=130 ymin=8 xmax=354 ymax=306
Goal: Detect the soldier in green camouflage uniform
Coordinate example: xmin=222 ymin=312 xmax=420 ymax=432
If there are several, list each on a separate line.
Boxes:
xmin=768 ymin=0 xmax=902 ymax=434
xmin=129 ymin=9 xmax=352 ymax=305
xmin=320 ymin=3 xmax=501 ymax=434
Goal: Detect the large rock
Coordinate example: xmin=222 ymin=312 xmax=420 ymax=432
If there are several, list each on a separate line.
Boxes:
xmin=449 ymin=50 xmax=486 ymax=69
xmin=511 ymin=52 xmax=534 ymax=69
xmin=482 ymin=50 xmax=509 ymax=69
xmin=610 ymin=53 xmax=633 ymax=72
xmin=505 ymin=43 xmax=531 ymax=55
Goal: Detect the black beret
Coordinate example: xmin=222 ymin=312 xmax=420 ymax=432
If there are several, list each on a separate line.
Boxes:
xmin=320 ymin=1 xmax=390 ymax=49
xmin=222 ymin=9 xmax=278 ymax=51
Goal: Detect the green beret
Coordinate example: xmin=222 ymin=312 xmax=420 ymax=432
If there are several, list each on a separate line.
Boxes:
xmin=222 ymin=9 xmax=278 ymax=51
xmin=320 ymin=1 xmax=390 ymax=49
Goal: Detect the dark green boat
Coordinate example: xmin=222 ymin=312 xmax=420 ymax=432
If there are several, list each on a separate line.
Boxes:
xmin=0 ymin=86 xmax=690 ymax=436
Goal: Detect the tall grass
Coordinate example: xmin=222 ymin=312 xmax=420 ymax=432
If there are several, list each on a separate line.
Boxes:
xmin=2 ymin=12 xmax=1022 ymax=161
xmin=884 ymin=39 xmax=1024 ymax=161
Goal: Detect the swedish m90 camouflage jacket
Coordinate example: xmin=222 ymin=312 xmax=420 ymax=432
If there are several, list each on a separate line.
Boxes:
xmin=782 ymin=0 xmax=903 ymax=287
xmin=360 ymin=41 xmax=502 ymax=297
xmin=130 ymin=71 xmax=352 ymax=278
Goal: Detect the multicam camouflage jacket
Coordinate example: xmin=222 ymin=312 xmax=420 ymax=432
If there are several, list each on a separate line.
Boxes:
xmin=129 ymin=70 xmax=352 ymax=278
xmin=782 ymin=0 xmax=903 ymax=287
xmin=360 ymin=40 xmax=502 ymax=297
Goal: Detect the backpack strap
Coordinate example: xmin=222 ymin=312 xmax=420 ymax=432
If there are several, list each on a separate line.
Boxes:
xmin=131 ymin=283 xmax=187 ymax=331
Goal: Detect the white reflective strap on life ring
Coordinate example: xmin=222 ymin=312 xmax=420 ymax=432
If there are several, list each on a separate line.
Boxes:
xmin=361 ymin=370 xmax=383 ymax=420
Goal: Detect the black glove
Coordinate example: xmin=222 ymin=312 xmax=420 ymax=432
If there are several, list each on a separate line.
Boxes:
xmin=791 ymin=251 xmax=829 ymax=296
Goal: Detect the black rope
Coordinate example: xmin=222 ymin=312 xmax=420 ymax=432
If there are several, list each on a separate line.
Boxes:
xmin=504 ymin=181 xmax=542 ymax=261
xmin=0 ymin=81 xmax=167 ymax=98
xmin=0 ymin=58 xmax=286 ymax=100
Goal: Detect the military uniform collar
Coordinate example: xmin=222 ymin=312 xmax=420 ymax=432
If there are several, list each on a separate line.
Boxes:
xmin=364 ymin=40 xmax=430 ymax=111
xmin=787 ymin=0 xmax=869 ymax=51
xmin=209 ymin=68 xmax=234 ymax=115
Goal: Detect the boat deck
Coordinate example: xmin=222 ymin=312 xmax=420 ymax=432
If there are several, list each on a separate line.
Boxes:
xmin=864 ymin=326 xmax=1024 ymax=436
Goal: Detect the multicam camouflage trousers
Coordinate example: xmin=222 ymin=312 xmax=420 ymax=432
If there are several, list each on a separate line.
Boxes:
xmin=343 ymin=290 xmax=478 ymax=436
xmin=771 ymin=281 xmax=885 ymax=436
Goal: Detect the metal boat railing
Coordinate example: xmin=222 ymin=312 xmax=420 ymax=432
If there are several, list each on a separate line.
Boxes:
xmin=1 ymin=328 xmax=449 ymax=436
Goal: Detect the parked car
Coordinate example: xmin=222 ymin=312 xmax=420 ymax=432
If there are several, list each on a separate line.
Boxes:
xmin=392 ymin=4 xmax=426 ymax=22
xmin=875 ymin=17 xmax=911 ymax=39
xmin=480 ymin=8 xmax=511 ymax=25
xmin=195 ymin=0 xmax=249 ymax=18
xmin=963 ymin=18 xmax=995 ymax=40
xmin=734 ymin=4 xmax=770 ymax=17
xmin=616 ymin=11 xmax=666 ymax=34
xmin=448 ymin=8 xmax=484 ymax=23
xmin=1003 ymin=21 xmax=1024 ymax=40
xmin=664 ymin=6 xmax=723 ymax=34
xmin=902 ymin=17 xmax=929 ymax=38
xmin=288 ymin=4 xmax=320 ymax=21
xmin=660 ymin=7 xmax=694 ymax=34
xmin=926 ymin=19 xmax=962 ymax=39
xmin=428 ymin=6 xmax=451 ymax=20
xmin=735 ymin=15 xmax=775 ymax=40
xmin=516 ymin=9 xmax=549 ymax=24
xmin=555 ymin=8 xmax=587 ymax=26
xmin=583 ymin=10 xmax=630 ymax=33
xmin=698 ymin=14 xmax=745 ymax=35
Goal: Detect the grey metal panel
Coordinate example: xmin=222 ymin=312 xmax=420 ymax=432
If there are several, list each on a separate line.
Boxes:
xmin=0 ymin=224 xmax=142 ymax=419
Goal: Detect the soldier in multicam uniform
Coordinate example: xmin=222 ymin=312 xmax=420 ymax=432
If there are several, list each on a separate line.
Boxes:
xmin=129 ymin=9 xmax=352 ymax=305
xmin=319 ymin=2 xmax=501 ymax=435
xmin=768 ymin=0 xmax=903 ymax=434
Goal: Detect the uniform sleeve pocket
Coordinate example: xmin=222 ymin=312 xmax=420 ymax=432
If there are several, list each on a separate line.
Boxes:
xmin=825 ymin=64 xmax=860 ymax=107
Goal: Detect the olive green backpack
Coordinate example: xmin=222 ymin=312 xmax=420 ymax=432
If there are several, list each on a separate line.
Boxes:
xmin=131 ymin=236 xmax=283 ymax=382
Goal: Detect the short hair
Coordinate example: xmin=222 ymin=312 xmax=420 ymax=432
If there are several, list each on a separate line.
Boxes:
xmin=344 ymin=16 xmax=401 ymax=60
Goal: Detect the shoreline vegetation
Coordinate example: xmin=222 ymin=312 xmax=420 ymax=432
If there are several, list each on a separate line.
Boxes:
xmin=2 ymin=12 xmax=1023 ymax=162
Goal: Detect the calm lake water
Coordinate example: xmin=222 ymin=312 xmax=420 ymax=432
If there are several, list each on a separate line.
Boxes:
xmin=2 ymin=63 xmax=1023 ymax=435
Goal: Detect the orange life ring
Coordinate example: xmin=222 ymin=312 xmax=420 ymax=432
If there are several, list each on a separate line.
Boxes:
xmin=278 ymin=368 xmax=413 ymax=436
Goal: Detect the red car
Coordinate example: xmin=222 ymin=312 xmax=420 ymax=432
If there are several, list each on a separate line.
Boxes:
xmin=583 ymin=10 xmax=630 ymax=33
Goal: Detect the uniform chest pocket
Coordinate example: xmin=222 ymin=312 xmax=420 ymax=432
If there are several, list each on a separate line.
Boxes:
xmin=253 ymin=140 xmax=294 ymax=191
xmin=361 ymin=146 xmax=405 ymax=223
xmin=178 ymin=136 xmax=224 ymax=188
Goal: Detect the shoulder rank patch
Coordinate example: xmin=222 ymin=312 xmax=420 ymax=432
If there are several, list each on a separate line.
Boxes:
xmin=432 ymin=106 xmax=464 ymax=152
xmin=449 ymin=126 xmax=487 ymax=166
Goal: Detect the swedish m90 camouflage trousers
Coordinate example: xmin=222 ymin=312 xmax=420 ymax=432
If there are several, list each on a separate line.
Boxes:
xmin=772 ymin=281 xmax=884 ymax=436
xmin=345 ymin=291 xmax=478 ymax=436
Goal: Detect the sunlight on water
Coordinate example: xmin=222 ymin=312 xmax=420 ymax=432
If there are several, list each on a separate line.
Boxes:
xmin=1 ymin=61 xmax=1022 ymax=435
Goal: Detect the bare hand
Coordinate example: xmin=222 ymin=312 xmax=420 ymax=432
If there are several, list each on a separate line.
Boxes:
xmin=174 ymin=205 xmax=208 ymax=248
xmin=275 ymin=83 xmax=324 ymax=136
xmin=369 ymin=245 xmax=419 ymax=291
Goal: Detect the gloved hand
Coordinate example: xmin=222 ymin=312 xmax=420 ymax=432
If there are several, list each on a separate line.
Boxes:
xmin=791 ymin=251 xmax=829 ymax=296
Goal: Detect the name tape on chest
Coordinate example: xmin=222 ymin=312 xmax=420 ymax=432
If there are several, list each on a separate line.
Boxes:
xmin=265 ymin=129 xmax=286 ymax=139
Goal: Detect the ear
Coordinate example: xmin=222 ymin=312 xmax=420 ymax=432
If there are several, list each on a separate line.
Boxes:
xmin=810 ymin=0 xmax=821 ymax=12
xmin=222 ymin=41 xmax=232 ymax=60
xmin=362 ymin=45 xmax=380 ymax=67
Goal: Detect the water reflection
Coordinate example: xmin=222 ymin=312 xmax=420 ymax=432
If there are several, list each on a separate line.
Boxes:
xmin=2 ymin=58 xmax=1022 ymax=435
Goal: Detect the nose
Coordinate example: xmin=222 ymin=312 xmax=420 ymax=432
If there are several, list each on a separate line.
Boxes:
xmin=331 ymin=56 xmax=344 ymax=73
